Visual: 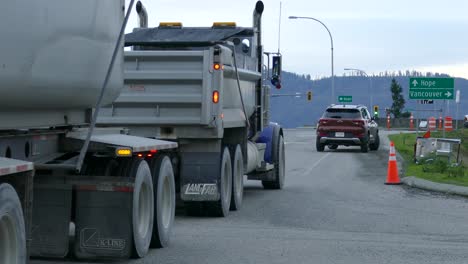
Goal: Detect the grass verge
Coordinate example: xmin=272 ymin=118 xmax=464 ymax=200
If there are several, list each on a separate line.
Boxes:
xmin=388 ymin=129 xmax=468 ymax=186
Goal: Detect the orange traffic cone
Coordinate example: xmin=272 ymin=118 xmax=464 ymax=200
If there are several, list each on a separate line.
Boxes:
xmin=385 ymin=141 xmax=401 ymax=185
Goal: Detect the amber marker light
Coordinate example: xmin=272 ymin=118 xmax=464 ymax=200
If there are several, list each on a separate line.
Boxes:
xmin=213 ymin=91 xmax=220 ymax=103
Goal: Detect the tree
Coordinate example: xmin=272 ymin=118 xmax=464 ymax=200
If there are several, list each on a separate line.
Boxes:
xmin=389 ymin=78 xmax=405 ymax=118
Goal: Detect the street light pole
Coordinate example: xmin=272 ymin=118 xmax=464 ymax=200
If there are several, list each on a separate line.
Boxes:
xmin=344 ymin=68 xmax=372 ymax=108
xmin=289 ymin=16 xmax=335 ymax=104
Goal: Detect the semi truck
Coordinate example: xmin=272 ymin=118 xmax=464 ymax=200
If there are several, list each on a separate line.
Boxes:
xmin=0 ymin=0 xmax=284 ymax=262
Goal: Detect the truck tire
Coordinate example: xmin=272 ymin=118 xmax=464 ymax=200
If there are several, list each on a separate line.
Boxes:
xmin=369 ymin=133 xmax=380 ymax=151
xmin=149 ymin=155 xmax=175 ymax=248
xmin=130 ymin=159 xmax=154 ymax=258
xmin=262 ymin=135 xmax=285 ymax=189
xmin=207 ymin=147 xmax=232 ymax=217
xmin=230 ymin=145 xmax=244 ymax=211
xmin=0 ymin=183 xmax=26 ymax=264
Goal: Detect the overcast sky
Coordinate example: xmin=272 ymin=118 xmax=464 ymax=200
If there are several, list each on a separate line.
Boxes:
xmin=125 ymin=0 xmax=468 ymax=79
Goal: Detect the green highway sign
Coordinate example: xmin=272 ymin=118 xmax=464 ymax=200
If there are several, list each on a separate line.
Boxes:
xmin=338 ymin=96 xmax=352 ymax=103
xmin=409 ymin=77 xmax=454 ymax=100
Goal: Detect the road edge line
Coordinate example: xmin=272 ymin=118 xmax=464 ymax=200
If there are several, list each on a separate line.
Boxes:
xmin=402 ymin=176 xmax=468 ymax=197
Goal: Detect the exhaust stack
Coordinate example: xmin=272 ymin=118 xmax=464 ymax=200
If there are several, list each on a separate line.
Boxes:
xmin=136 ymin=1 xmax=148 ymax=28
xmin=253 ymin=1 xmax=264 ymax=46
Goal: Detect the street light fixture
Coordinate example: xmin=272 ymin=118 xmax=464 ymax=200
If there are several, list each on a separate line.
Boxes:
xmin=289 ymin=16 xmax=335 ymax=104
xmin=344 ymin=68 xmax=373 ymax=109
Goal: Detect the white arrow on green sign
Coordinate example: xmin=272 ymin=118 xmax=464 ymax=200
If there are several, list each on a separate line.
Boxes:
xmin=409 ymin=77 xmax=454 ymax=100
xmin=338 ymin=96 xmax=352 ymax=103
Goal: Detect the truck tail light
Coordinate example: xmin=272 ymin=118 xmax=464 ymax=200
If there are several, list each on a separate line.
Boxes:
xmin=213 ymin=90 xmax=219 ymax=103
xmin=136 ymin=150 xmax=157 ymax=158
xmin=213 ymin=63 xmax=222 ymax=70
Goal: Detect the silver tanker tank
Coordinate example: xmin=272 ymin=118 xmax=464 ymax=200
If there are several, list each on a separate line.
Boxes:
xmin=0 ymin=0 xmax=124 ymax=113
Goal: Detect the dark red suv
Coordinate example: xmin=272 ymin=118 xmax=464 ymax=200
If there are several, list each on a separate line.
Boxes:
xmin=316 ymin=105 xmax=380 ymax=152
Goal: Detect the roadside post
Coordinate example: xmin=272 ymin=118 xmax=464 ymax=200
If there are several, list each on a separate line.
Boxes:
xmin=455 ymin=90 xmax=460 ymax=130
xmin=409 ymin=112 xmax=414 ymax=130
xmin=443 ymin=100 xmax=446 ymax=137
xmin=386 ymin=113 xmax=390 ymax=130
xmin=439 ymin=114 xmax=443 ymax=130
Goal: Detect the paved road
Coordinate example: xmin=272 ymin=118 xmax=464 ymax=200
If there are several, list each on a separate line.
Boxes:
xmin=32 ymin=128 xmax=468 ymax=264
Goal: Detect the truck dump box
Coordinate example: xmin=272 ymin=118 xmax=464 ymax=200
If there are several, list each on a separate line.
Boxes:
xmin=98 ymin=26 xmax=262 ymax=138
xmin=98 ymin=50 xmax=214 ymax=126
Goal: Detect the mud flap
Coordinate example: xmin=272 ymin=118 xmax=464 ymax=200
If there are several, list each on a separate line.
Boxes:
xmin=30 ymin=183 xmax=72 ymax=258
xmin=179 ymin=152 xmax=221 ymax=202
xmin=74 ymin=181 xmax=134 ymax=259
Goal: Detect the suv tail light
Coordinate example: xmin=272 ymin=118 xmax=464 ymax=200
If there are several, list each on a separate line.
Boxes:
xmin=319 ymin=118 xmax=329 ymax=125
xmin=318 ymin=132 xmax=328 ymax=137
xmin=352 ymin=120 xmax=365 ymax=126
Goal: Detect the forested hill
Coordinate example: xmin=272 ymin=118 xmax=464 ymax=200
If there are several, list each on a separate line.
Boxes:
xmin=269 ymin=71 xmax=468 ymax=128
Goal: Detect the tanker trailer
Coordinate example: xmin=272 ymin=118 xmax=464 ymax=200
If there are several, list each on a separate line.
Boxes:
xmin=0 ymin=0 xmax=177 ymax=262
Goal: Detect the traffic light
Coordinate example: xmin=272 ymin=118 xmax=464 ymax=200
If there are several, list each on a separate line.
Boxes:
xmin=373 ymin=105 xmax=379 ymax=117
xmin=307 ymin=91 xmax=312 ymax=101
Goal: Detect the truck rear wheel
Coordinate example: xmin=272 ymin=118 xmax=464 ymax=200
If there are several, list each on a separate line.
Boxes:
xmin=207 ymin=147 xmax=232 ymax=217
xmin=0 ymin=183 xmax=26 ymax=264
xmin=262 ymin=135 xmax=285 ymax=190
xmin=149 ymin=156 xmax=175 ymax=248
xmin=230 ymin=145 xmax=244 ymax=211
xmin=130 ymin=159 xmax=154 ymax=258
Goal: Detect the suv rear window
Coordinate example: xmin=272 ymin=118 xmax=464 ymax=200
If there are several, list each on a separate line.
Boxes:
xmin=323 ymin=109 xmax=361 ymax=119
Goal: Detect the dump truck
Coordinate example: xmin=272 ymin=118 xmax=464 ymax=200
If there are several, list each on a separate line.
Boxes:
xmin=0 ymin=0 xmax=284 ymax=262
xmin=98 ymin=0 xmax=286 ymax=217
